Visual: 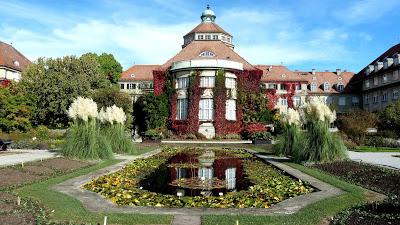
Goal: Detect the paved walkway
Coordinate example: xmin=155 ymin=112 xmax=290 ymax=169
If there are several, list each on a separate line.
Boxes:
xmin=348 ymin=151 xmax=400 ymax=170
xmin=0 ymin=149 xmax=57 ymax=167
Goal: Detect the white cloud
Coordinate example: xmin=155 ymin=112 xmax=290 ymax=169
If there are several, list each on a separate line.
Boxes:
xmin=338 ymin=0 xmax=400 ymax=24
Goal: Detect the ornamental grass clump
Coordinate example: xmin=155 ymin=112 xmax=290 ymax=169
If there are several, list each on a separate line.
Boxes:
xmin=276 ymin=99 xmax=347 ymax=163
xmin=300 ymin=99 xmax=347 ymax=162
xmin=98 ymin=105 xmax=134 ymax=154
xmin=275 ymin=108 xmax=306 ymax=160
xmin=61 ymin=97 xmax=113 ymax=159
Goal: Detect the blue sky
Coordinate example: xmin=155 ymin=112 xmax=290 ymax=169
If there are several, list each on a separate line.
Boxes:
xmin=0 ymin=0 xmax=399 ymax=72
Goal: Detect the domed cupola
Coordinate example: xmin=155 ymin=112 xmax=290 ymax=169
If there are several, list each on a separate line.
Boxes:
xmin=182 ymin=5 xmax=234 ymax=49
xmin=201 ymin=5 xmax=216 ymax=23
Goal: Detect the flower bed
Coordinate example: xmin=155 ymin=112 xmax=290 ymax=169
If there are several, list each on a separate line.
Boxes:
xmin=312 ymin=161 xmax=400 ymax=225
xmin=83 ymin=147 xmax=313 ymax=208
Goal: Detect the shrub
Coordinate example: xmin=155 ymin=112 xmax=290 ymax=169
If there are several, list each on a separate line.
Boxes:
xmin=133 ymin=93 xmax=169 ymax=133
xmin=337 ymin=110 xmax=377 ymax=144
xmin=34 ymin=125 xmax=50 ymax=140
xmin=379 ymin=100 xmax=400 ymax=135
xmin=143 ymin=129 xmax=161 ymax=141
xmin=250 ymin=131 xmax=272 ymax=140
xmin=241 ymin=122 xmax=267 ymax=139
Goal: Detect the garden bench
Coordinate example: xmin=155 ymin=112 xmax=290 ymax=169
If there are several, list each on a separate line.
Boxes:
xmin=0 ymin=139 xmax=12 ymax=151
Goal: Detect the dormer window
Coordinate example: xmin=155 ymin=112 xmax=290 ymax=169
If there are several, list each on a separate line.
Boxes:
xmin=227 ymin=37 xmax=231 ymax=43
xmin=13 ymin=61 xmax=20 ymax=67
xmin=198 ymin=35 xmax=204 ymax=40
xmin=310 ymin=82 xmax=317 ymax=92
xmin=199 ymin=51 xmax=215 ymax=57
xmin=337 ymin=83 xmax=344 ymax=92
xmin=212 ymin=35 xmax=218 ymax=40
xmin=323 ymin=82 xmax=330 ymax=92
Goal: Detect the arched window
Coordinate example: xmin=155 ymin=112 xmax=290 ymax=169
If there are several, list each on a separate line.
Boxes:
xmin=310 ymin=82 xmax=317 ymax=92
xmin=323 ymin=82 xmax=330 ymax=92
xmin=199 ymin=51 xmax=215 ymax=57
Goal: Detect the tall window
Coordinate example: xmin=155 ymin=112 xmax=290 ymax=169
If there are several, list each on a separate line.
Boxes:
xmin=177 ymin=99 xmax=188 ymax=120
xmin=198 ymin=167 xmax=213 ymax=180
xmin=176 ymin=77 xmax=189 ymax=89
xmin=383 ymin=74 xmax=388 ymax=83
xmin=394 ymin=70 xmax=399 ymax=80
xmin=225 ymin=168 xmax=236 ymax=190
xmin=280 ymin=98 xmax=288 ymax=106
xmin=393 ymin=91 xmax=399 ymax=100
xmin=295 ymin=84 xmax=302 ymax=90
xmin=200 ymin=76 xmax=215 ymax=88
xmin=225 ymin=78 xmax=236 ymax=89
xmin=382 ymin=93 xmax=388 ymax=102
xmin=310 ymin=82 xmax=317 ymax=92
xmin=365 ymin=80 xmax=370 ymax=88
xmin=365 ymin=95 xmax=370 ymax=104
xmin=293 ymin=96 xmax=301 ymax=106
xmin=199 ymin=99 xmax=213 ymax=120
xmin=339 ymin=97 xmax=346 ymax=106
xmin=373 ymin=95 xmax=378 ymax=103
xmin=374 ymin=77 xmax=378 ymax=86
xmin=323 ymin=82 xmax=330 ymax=92
xmin=120 ymin=83 xmax=125 ymax=89
xmin=226 ymin=100 xmax=236 ymax=121
xmin=352 ymin=96 xmax=359 ymax=106
xmin=176 ymin=168 xmax=187 ymax=179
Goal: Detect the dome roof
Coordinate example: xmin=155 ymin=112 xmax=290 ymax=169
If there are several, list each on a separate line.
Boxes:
xmin=201 ymin=5 xmax=216 ymax=23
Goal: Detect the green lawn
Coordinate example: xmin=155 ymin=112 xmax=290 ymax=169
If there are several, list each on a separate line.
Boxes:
xmin=16 ymin=159 xmax=172 ymax=225
xmin=352 ymin=146 xmax=400 ymax=152
xmin=202 ymin=163 xmax=369 ymax=225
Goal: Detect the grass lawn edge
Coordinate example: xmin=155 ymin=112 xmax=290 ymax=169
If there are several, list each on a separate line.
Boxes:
xmin=15 ymin=158 xmax=172 ymax=225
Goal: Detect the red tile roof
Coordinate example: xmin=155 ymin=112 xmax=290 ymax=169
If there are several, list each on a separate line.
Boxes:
xmin=120 ymin=65 xmax=160 ymax=81
xmin=162 ymin=40 xmax=255 ymax=70
xmin=294 ymin=71 xmax=355 ymax=94
xmin=256 ymin=65 xmax=308 ymax=82
xmin=0 ymin=41 xmax=31 ymax=72
xmin=185 ymin=22 xmax=231 ymax=37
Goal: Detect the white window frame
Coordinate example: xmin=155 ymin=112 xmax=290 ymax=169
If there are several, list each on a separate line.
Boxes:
xmin=310 ymin=82 xmax=317 ymax=92
xmin=225 ymin=168 xmax=236 ymax=190
xmin=323 ymin=82 xmax=330 ymax=92
xmin=337 ymin=83 xmax=344 ymax=92
xmin=120 ymin=83 xmax=125 ymax=89
xmin=225 ymin=77 xmax=236 ymax=89
xmin=198 ymin=35 xmax=204 ymax=40
xmin=176 ymin=76 xmax=189 ymax=89
xmin=293 ymin=96 xmax=301 ymax=106
xmin=225 ymin=100 xmax=236 ymax=121
xmin=393 ymin=90 xmax=399 ymax=100
xmin=200 ymin=76 xmax=215 ymax=88
xmin=198 ymin=167 xmax=213 ymax=180
xmin=199 ymin=99 xmax=214 ymax=120
xmin=280 ymin=98 xmax=288 ymax=106
xmin=212 ymin=34 xmax=218 ymax=40
xmin=199 ymin=51 xmax=215 ymax=57
xmin=205 ymin=34 xmax=211 ymax=40
xmin=176 ymin=98 xmax=188 ymax=120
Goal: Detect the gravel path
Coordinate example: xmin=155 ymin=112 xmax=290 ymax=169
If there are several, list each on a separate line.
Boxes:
xmin=347 ymin=151 xmax=400 ymax=170
xmin=0 ymin=149 xmax=57 ymax=167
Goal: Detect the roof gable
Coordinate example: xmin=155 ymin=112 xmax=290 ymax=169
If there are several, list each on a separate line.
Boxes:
xmin=120 ymin=65 xmax=160 ymax=81
xmin=0 ymin=41 xmax=31 ymax=72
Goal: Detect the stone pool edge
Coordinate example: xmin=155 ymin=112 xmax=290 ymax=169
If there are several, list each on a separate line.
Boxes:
xmin=53 ymin=148 xmax=344 ymax=216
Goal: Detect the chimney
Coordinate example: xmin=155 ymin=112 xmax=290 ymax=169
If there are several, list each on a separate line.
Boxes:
xmin=336 ymin=69 xmax=342 ymax=75
xmin=312 ymin=69 xmax=316 ymax=75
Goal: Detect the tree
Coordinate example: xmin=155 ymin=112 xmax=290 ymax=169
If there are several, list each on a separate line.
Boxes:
xmin=133 ymin=93 xmax=169 ymax=133
xmin=0 ymin=83 xmax=33 ymax=132
xmin=19 ymin=56 xmax=110 ymax=128
xmin=338 ymin=110 xmax=378 ymax=144
xmin=379 ymin=100 xmax=400 ymax=135
xmin=81 ymin=53 xmax=122 ymax=83
xmin=91 ymin=86 xmax=133 ymax=128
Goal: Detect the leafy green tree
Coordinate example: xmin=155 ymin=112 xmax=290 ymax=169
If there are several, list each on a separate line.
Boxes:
xmin=0 ymin=84 xmax=33 ymax=132
xmin=19 ymin=56 xmax=110 ymax=128
xmin=133 ymin=93 xmax=169 ymax=133
xmin=239 ymin=93 xmax=273 ymax=124
xmin=91 ymin=86 xmax=133 ymax=128
xmin=81 ymin=53 xmax=122 ymax=83
xmin=379 ymin=100 xmax=400 ymax=135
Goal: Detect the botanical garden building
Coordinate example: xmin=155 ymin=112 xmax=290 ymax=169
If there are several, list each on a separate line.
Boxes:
xmin=119 ymin=6 xmax=360 ymax=138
